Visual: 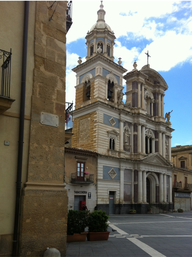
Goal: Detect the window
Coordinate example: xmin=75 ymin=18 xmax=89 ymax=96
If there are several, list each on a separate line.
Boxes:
xmin=77 ymin=162 xmax=85 ymax=181
xmin=181 ymin=161 xmax=185 ymax=168
xmin=90 ymin=45 xmax=94 ymax=56
xmin=174 ymin=174 xmax=177 ymax=187
xmin=107 ymin=80 xmax=114 ymax=101
xmin=107 ymin=45 xmax=110 ymax=57
xmin=84 ymin=80 xmax=91 ymax=101
xmin=109 ymin=138 xmax=115 ymax=150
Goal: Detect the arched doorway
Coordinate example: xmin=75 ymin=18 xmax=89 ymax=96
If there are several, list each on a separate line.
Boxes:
xmin=146 ymin=172 xmax=159 ymax=204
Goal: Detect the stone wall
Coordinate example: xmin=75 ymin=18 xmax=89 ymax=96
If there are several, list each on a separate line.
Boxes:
xmin=20 ymin=2 xmax=68 ymax=256
xmin=72 ymin=112 xmax=97 ymax=151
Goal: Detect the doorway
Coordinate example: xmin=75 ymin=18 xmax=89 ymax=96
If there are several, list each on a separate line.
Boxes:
xmin=74 ymin=195 xmax=86 ymax=210
xmin=109 ymin=191 xmax=115 ymax=214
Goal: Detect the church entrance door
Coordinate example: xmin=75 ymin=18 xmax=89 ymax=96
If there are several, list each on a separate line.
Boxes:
xmin=147 ymin=178 xmax=150 ymax=203
xmin=109 ymin=191 xmax=115 ymax=214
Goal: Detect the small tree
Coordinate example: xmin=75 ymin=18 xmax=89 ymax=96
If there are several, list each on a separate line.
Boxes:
xmin=67 ymin=210 xmax=89 ymax=235
xmin=88 ymin=210 xmax=109 ymax=232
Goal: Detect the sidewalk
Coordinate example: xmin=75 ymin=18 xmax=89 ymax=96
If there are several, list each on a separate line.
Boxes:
xmin=66 ymin=227 xmax=150 ymax=257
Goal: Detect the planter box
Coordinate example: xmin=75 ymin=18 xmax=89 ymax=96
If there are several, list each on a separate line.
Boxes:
xmin=67 ymin=232 xmax=88 ymax=242
xmin=87 ymin=231 xmax=110 ymax=241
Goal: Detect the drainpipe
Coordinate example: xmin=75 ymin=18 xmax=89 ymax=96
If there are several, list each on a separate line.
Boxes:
xmin=12 ymin=1 xmax=29 ymax=256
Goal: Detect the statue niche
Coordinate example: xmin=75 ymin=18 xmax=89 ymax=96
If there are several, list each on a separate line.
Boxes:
xmin=124 ymin=125 xmax=131 ymax=152
xmin=117 ymin=89 xmax=124 ymax=106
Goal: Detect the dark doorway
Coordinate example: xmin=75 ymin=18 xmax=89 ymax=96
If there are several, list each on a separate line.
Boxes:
xmin=109 ymin=191 xmax=115 ymax=214
xmin=147 ymin=178 xmax=150 ymax=203
xmin=74 ymin=195 xmax=86 ymax=210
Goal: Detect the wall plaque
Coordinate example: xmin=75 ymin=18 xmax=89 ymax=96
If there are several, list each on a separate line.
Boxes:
xmin=74 ymin=191 xmax=87 ymax=194
xmin=40 ymin=112 xmax=59 ymax=127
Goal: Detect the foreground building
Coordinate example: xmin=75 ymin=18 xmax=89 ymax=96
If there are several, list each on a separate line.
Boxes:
xmin=71 ymin=2 xmax=174 ymax=214
xmin=0 ymin=2 xmax=71 ymax=256
xmin=172 ymin=145 xmax=192 ymax=211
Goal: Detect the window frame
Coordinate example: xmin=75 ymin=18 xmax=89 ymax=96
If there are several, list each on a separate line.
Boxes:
xmin=76 ymin=161 xmax=85 ymax=181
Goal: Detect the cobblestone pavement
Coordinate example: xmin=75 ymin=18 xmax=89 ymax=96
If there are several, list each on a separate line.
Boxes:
xmin=66 ymin=211 xmax=192 ymax=257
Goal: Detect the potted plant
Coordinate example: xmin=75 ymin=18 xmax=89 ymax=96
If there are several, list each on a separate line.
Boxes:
xmin=178 ymin=208 xmax=183 ymax=213
xmin=87 ymin=210 xmax=110 ymax=241
xmin=67 ymin=210 xmax=89 ymax=242
xmin=84 ymin=171 xmax=89 ymax=181
xmin=129 ymin=209 xmax=136 ymax=214
xmin=147 ymin=204 xmax=152 ymax=213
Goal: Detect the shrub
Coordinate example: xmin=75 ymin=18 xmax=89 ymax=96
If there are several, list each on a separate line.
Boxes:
xmin=88 ymin=210 xmax=109 ymax=232
xmin=67 ymin=210 xmax=89 ymax=235
xmin=178 ymin=208 xmax=183 ymax=212
xmin=129 ymin=209 xmax=136 ymax=213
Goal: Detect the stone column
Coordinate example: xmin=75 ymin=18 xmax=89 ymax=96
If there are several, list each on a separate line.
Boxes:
xmin=143 ymin=171 xmax=146 ymax=203
xmin=162 ymin=133 xmax=165 ymax=158
xmin=120 ymin=121 xmax=124 ymax=152
xmin=131 ymin=124 xmax=134 ymax=153
xmin=120 ymin=168 xmax=124 ymax=204
xmin=158 ymin=93 xmax=161 ymax=117
xmin=158 ymin=132 xmax=162 ymax=155
xmin=169 ymin=175 xmax=172 ymax=203
xmin=162 ymin=95 xmax=164 ymax=118
xmin=152 ymin=138 xmax=155 ymax=153
xmin=132 ymin=169 xmax=134 ymax=203
xmin=137 ymin=124 xmax=141 ymax=153
xmin=138 ymin=170 xmax=143 ymax=203
xmin=163 ymin=174 xmax=167 ymax=202
xmin=142 ymin=126 xmax=145 ymax=154
xmin=138 ymin=83 xmax=141 ymax=108
xmin=168 ymin=137 xmax=172 ymax=162
xmin=159 ymin=173 xmax=163 ymax=203
xmin=142 ymin=84 xmax=145 ymax=109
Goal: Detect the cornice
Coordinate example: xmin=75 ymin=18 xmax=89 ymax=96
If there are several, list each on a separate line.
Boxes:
xmin=72 ymin=54 xmax=127 ymax=74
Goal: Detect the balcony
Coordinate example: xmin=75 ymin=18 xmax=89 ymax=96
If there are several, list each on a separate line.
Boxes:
xmin=173 ymin=181 xmax=182 ymax=189
xmin=71 ymin=173 xmax=94 ymax=184
xmin=184 ymin=183 xmax=192 ymax=191
xmin=0 ymin=48 xmax=15 ymax=113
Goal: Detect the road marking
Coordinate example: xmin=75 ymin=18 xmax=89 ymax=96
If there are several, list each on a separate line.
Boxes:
xmin=112 ymin=220 xmax=192 ymax=225
xmin=160 ymin=214 xmax=174 ymax=218
xmin=109 ymin=222 xmax=166 ymax=257
xmin=142 ymin=235 xmax=192 ymax=237
xmin=128 ymin=238 xmax=166 ymax=257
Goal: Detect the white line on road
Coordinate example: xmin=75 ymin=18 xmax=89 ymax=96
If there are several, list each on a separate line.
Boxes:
xmin=160 ymin=214 xmax=175 ymax=218
xmin=109 ymin=222 xmax=166 ymax=257
xmin=128 ymin=238 xmax=166 ymax=257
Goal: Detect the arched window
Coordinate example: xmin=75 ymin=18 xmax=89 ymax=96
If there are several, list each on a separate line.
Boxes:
xmin=145 ymin=90 xmax=154 ymax=116
xmin=107 ymin=80 xmax=114 ymax=101
xmin=107 ymin=45 xmax=110 ymax=57
xmin=145 ymin=129 xmax=154 ymax=154
xmin=90 ymin=45 xmax=94 ymax=56
xmin=109 ymin=138 xmax=115 ymax=150
xmin=84 ymin=80 xmax=91 ymax=101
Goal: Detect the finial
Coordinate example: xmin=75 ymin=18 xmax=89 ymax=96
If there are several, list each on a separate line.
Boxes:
xmin=118 ymin=58 xmax=122 ymax=65
xmin=133 ymin=61 xmax=137 ymax=70
xmin=100 ymin=0 xmax=104 ymax=9
xmin=78 ymin=57 xmax=82 ymax=65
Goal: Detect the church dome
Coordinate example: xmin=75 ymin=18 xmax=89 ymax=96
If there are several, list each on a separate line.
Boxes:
xmin=90 ymin=21 xmax=112 ymax=32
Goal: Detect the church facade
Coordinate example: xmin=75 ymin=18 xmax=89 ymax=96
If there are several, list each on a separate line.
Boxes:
xmin=71 ymin=2 xmax=174 ymax=214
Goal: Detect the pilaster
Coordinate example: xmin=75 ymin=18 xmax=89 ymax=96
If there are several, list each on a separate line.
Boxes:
xmin=138 ymin=170 xmax=143 ymax=203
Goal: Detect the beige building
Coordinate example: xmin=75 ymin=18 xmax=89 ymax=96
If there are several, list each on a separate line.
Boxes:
xmin=172 ymin=145 xmax=192 ymax=211
xmin=0 ymin=2 xmax=71 ymax=256
xmin=65 ymin=147 xmax=97 ymax=212
xmin=71 ymin=2 xmax=174 ymax=214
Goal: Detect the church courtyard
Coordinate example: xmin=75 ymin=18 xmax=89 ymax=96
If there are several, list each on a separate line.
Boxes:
xmin=67 ymin=211 xmax=192 ymax=257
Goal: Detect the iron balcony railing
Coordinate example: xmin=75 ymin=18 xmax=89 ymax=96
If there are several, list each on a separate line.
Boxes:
xmin=71 ymin=172 xmax=94 ymax=184
xmin=184 ymin=183 xmax=192 ymax=191
xmin=0 ymin=48 xmax=12 ymax=98
xmin=173 ymin=181 xmax=182 ymax=189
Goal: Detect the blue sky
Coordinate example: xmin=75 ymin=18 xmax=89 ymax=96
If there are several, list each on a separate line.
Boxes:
xmin=66 ymin=1 xmax=192 ymax=147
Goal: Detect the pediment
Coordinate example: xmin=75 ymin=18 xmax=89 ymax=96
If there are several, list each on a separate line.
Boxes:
xmin=141 ymin=153 xmax=171 ymax=167
xmin=178 ymin=156 xmax=187 ymax=160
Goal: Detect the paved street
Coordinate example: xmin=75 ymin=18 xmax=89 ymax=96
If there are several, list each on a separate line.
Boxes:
xmin=66 ymin=211 xmax=192 ymax=257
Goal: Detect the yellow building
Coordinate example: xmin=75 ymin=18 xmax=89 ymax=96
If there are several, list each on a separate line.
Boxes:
xmin=172 ymin=145 xmax=192 ymax=211
xmin=0 ymin=2 xmax=72 ymax=256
